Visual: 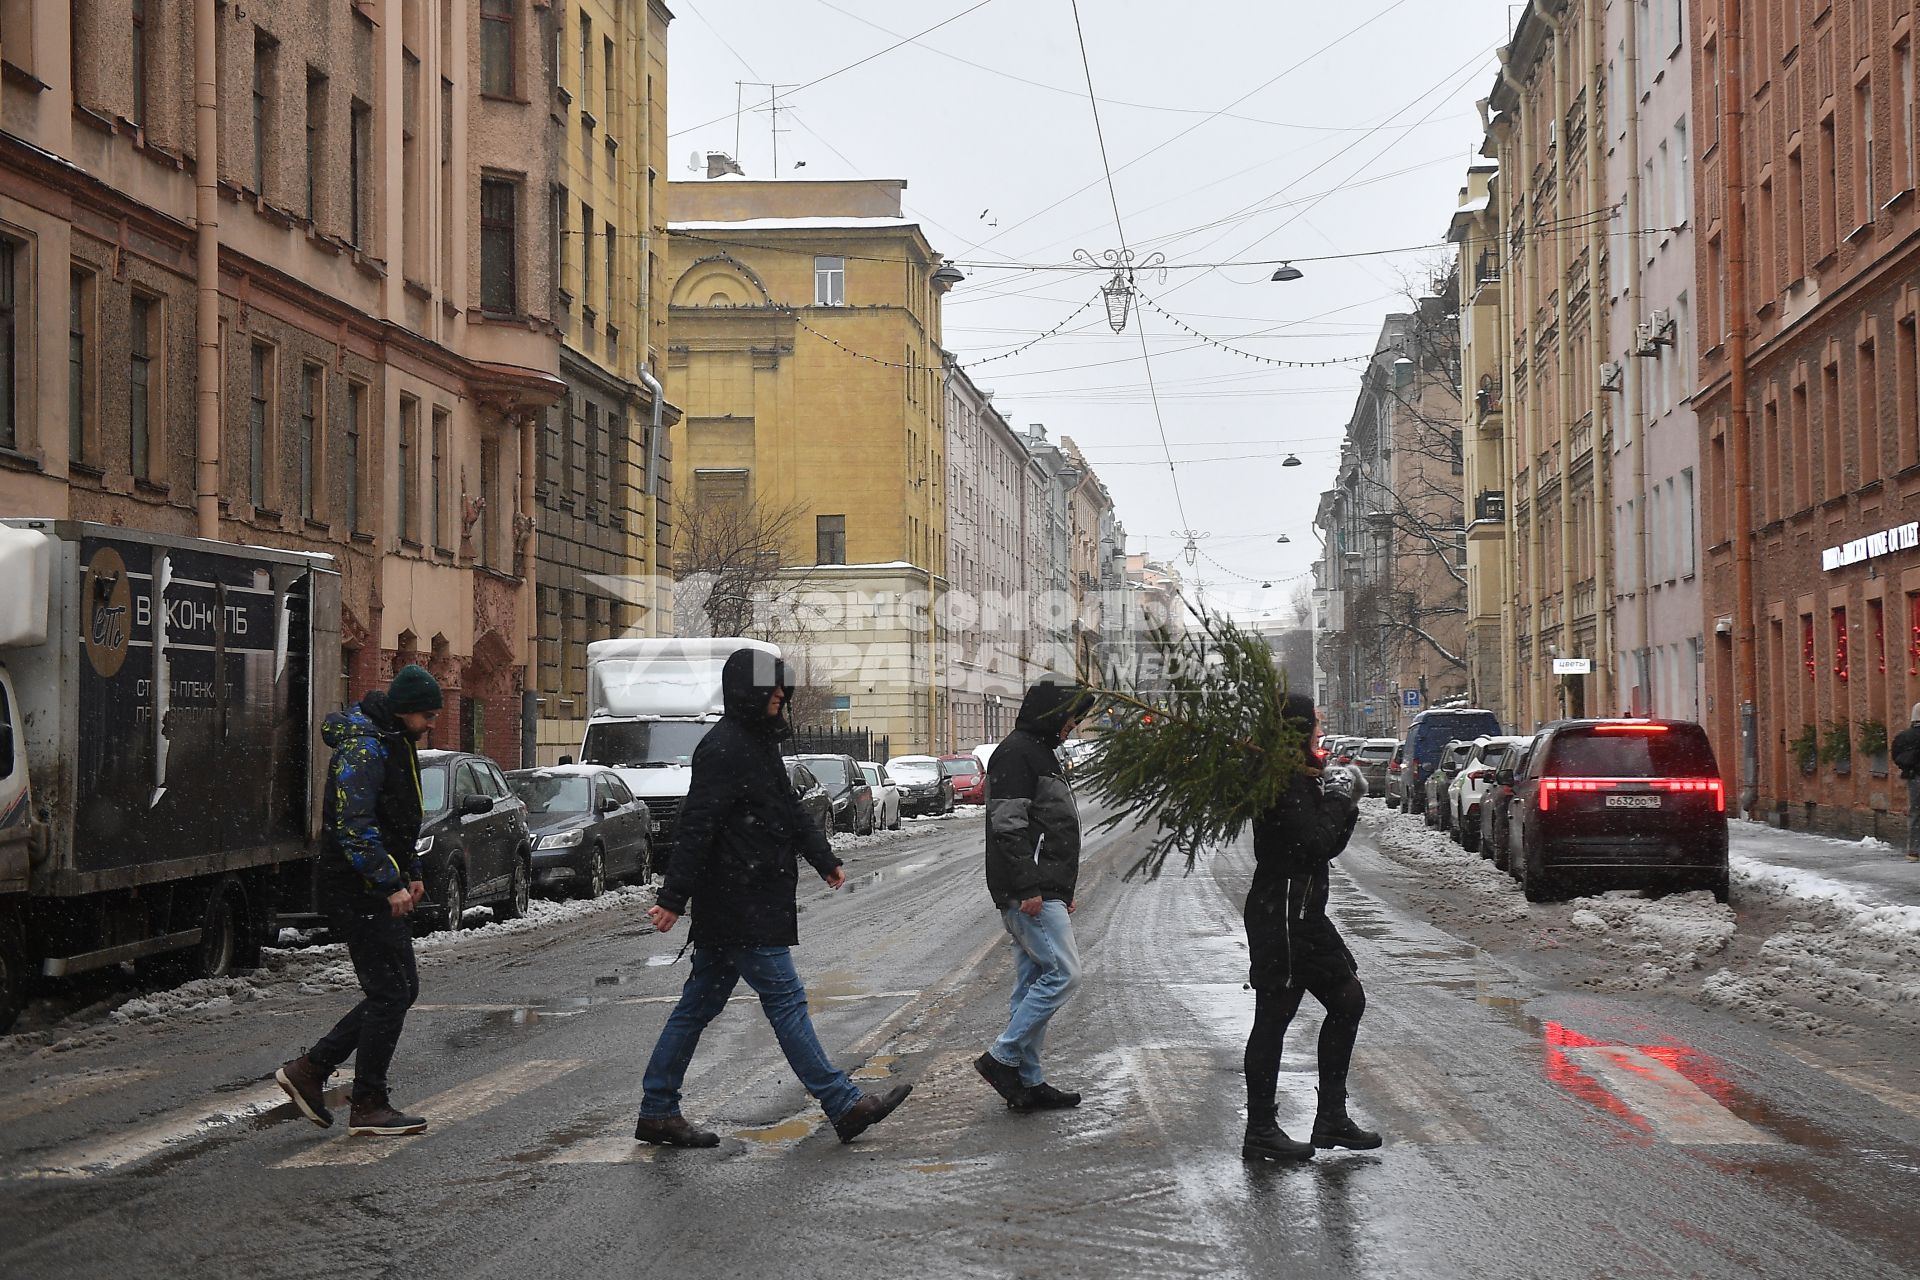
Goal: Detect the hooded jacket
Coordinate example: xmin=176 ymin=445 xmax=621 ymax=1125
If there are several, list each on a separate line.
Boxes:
xmin=656 ymin=647 xmax=840 ymax=947
xmin=1244 ymin=769 xmax=1360 ymax=990
xmin=1893 ymin=707 xmax=1920 ymax=780
xmin=983 ymin=679 xmax=1090 ymax=909
xmin=318 ymin=691 xmax=426 ymax=911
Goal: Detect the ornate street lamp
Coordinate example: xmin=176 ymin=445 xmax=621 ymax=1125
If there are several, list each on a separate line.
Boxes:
xmin=1074 ymin=247 xmax=1167 ymax=335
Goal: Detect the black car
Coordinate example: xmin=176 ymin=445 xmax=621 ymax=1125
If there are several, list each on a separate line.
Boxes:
xmin=794 ymin=753 xmax=876 ymax=835
xmin=506 ymin=766 xmax=652 ymax=899
xmin=786 ymin=760 xmax=834 ymax=839
xmin=1478 ymin=739 xmax=1535 ymax=872
xmin=415 ymin=751 xmax=534 ymax=932
xmin=885 ymin=755 xmax=954 ymax=817
xmin=1507 ymin=719 xmax=1729 ymax=903
xmin=1422 ymin=740 xmax=1477 ymax=827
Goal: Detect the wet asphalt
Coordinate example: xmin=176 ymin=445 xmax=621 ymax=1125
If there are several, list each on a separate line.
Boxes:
xmin=1 ymin=807 xmax=1918 ymax=1279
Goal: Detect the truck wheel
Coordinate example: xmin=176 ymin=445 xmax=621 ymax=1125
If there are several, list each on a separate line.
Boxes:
xmin=499 ymin=855 xmax=531 ymax=921
xmin=195 ymin=881 xmax=245 ymax=979
xmin=0 ymin=910 xmax=27 ymax=1035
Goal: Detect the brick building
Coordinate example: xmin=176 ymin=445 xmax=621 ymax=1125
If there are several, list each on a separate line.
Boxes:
xmin=1694 ymin=0 xmax=1920 ymax=836
xmin=1 ymin=0 xmax=563 ymax=763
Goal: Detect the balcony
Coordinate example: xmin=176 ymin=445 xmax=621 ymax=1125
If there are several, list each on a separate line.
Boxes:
xmin=1570 ymin=417 xmax=1593 ymax=462
xmin=1573 ymin=578 xmax=1598 ymax=621
xmin=1473 ymin=490 xmax=1506 ymax=523
xmin=1474 ymin=380 xmax=1504 ymax=420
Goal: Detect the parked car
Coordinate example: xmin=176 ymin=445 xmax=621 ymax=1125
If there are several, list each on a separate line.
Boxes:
xmin=886 ymin=755 xmax=955 ymax=817
xmin=1327 ymin=736 xmax=1366 ymax=768
xmin=1478 ymin=738 xmax=1536 ymax=872
xmin=795 ymin=753 xmax=875 ymax=835
xmin=858 ymin=761 xmax=902 ymax=831
xmin=971 ymin=743 xmax=999 ymax=771
xmin=1507 ymin=719 xmax=1729 ymax=903
xmin=1423 ymin=740 xmax=1477 ymax=827
xmin=1405 ymin=708 xmax=1503 ymax=819
xmin=506 ymin=765 xmax=652 ymax=899
xmin=1353 ymin=738 xmax=1398 ymax=795
xmin=415 ymin=750 xmax=534 ymax=932
xmin=1383 ymin=741 xmax=1409 ymax=809
xmin=786 ymin=759 xmax=834 ymax=839
xmin=939 ymin=753 xmax=988 ymax=805
xmin=1445 ymin=736 xmax=1530 ymax=852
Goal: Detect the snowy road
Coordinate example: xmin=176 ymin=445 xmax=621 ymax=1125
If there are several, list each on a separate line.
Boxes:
xmin=1 ymin=802 xmax=1917 ymax=1278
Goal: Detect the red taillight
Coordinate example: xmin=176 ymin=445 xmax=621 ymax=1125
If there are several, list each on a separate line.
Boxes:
xmin=1311 ymin=749 xmax=1329 ymax=767
xmin=1336 ymin=754 xmax=1354 ymax=764
xmin=1593 ymin=723 xmax=1670 ymax=733
xmin=1538 ymin=775 xmax=1725 ymax=812
xmin=1653 ymin=777 xmax=1726 ymax=812
xmin=1538 ymin=777 xmax=1606 ymax=810
xmin=1389 ymin=761 xmax=1403 ymax=773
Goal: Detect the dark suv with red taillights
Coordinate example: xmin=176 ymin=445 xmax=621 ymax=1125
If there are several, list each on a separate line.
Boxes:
xmin=1507 ymin=719 xmax=1728 ymax=904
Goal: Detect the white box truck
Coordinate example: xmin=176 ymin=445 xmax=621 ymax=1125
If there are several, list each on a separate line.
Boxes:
xmin=0 ymin=520 xmax=340 ymax=1030
xmin=578 ymin=637 xmax=779 ymax=857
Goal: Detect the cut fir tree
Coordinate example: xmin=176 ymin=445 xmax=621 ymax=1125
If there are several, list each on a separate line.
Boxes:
xmin=1076 ymin=604 xmax=1311 ymax=878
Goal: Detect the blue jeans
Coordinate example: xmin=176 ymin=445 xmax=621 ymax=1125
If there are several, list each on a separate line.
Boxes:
xmin=639 ymin=945 xmax=862 ymax=1124
xmin=988 ymin=900 xmax=1082 ymax=1087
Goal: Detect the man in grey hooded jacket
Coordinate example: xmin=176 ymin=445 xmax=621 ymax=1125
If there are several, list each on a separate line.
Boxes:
xmin=975 ymin=677 xmax=1092 ymax=1112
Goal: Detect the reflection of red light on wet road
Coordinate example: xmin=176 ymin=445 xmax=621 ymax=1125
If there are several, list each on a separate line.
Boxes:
xmin=1542 ymin=1022 xmax=1775 ymax=1145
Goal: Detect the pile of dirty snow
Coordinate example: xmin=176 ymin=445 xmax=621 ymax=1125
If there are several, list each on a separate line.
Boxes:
xmin=414 ymin=881 xmax=654 ymax=952
xmin=1564 ymin=891 xmax=1735 ymax=990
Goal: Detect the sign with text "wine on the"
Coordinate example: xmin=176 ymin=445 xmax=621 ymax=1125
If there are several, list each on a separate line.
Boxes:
xmin=1821 ymin=520 xmax=1920 ymax=572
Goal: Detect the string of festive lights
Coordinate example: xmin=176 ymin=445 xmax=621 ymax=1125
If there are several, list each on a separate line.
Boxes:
xmin=1133 ymin=290 xmax=1373 ymax=369
xmin=771 ymin=291 xmax=1101 ymax=371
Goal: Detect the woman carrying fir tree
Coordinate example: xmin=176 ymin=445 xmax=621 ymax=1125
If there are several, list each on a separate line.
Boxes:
xmin=1238 ymin=692 xmax=1381 ymax=1162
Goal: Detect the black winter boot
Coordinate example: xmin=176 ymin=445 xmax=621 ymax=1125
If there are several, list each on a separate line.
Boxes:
xmin=1241 ymin=1108 xmax=1314 ymax=1162
xmin=1311 ymin=1089 xmax=1382 ymax=1150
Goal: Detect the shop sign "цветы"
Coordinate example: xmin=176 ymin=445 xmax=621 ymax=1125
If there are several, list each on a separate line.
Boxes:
xmin=1821 ymin=520 xmax=1920 ymax=571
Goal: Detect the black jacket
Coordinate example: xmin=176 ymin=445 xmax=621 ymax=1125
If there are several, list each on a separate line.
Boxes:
xmin=984 ymin=680 xmax=1089 ymax=909
xmin=1893 ymin=723 xmax=1920 ymax=780
xmin=656 ymin=648 xmax=840 ymax=947
xmin=1244 ymin=771 xmax=1360 ymax=990
xmin=317 ymin=691 xmax=426 ymax=914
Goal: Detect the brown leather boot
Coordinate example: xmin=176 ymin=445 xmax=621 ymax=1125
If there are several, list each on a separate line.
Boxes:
xmin=347 ymin=1092 xmax=427 ymax=1137
xmin=275 ymin=1054 xmax=334 ymax=1129
xmin=832 ymin=1084 xmax=913 ymax=1143
xmin=633 ymin=1114 xmax=721 ymax=1148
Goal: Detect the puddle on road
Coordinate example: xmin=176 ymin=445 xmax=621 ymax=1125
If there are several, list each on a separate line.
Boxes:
xmin=909 ymin=1157 xmax=989 ymax=1175
xmin=851 ymin=1054 xmax=900 ymax=1082
xmin=733 ymin=1117 xmax=816 ymax=1146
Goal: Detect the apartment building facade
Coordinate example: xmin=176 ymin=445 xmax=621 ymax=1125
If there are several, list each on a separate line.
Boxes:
xmin=0 ymin=0 xmax=562 ymax=763
xmin=532 ymin=0 xmax=678 ymax=764
xmin=943 ymin=359 xmax=1030 ymax=748
xmin=1486 ymin=0 xmax=1617 ymax=729
xmin=664 ymin=177 xmax=957 ymax=753
xmin=1694 ymin=0 xmax=1920 ymax=837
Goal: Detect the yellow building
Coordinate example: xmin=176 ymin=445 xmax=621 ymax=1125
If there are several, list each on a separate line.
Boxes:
xmin=666 ymin=177 xmax=958 ymax=753
xmin=533 ymin=0 xmax=679 ymax=763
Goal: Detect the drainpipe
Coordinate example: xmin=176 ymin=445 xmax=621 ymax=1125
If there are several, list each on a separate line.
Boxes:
xmin=518 ymin=406 xmax=537 ymax=765
xmin=1544 ymin=6 xmax=1578 ymax=719
xmin=1720 ymin=0 xmax=1759 ymax=816
xmin=1624 ymin=0 xmax=1651 ymax=711
xmin=1497 ymin=56 xmax=1536 ymax=729
xmin=1584 ymin=0 xmax=1613 ymax=714
xmin=638 ymin=361 xmax=668 ymax=632
xmin=193 ymin=0 xmax=221 ymax=540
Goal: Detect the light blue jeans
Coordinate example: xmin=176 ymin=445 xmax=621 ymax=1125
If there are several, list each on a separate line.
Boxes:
xmin=639 ymin=945 xmax=863 ymax=1123
xmin=988 ymin=900 xmax=1082 ymax=1087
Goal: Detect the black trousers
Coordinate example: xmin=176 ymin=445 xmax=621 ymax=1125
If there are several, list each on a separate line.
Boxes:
xmin=309 ymin=908 xmax=419 ymax=1100
xmin=1243 ymin=975 xmax=1366 ymax=1120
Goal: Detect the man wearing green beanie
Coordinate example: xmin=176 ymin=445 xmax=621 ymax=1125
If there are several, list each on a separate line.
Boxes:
xmin=277 ymin=663 xmax=442 ymax=1137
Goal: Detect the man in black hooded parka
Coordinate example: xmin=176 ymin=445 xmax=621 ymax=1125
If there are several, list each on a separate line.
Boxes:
xmin=633 ymin=647 xmax=911 ymax=1147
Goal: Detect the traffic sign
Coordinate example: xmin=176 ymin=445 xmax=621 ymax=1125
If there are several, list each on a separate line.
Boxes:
xmin=1401 ymin=688 xmax=1423 ymax=708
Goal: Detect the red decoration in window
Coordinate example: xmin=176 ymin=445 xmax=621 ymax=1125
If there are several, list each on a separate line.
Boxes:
xmin=1832 ymin=608 xmax=1849 ymax=683
xmin=1875 ymin=604 xmax=1886 ymax=675
xmin=1910 ymin=595 xmax=1920 ymax=676
xmin=1804 ymin=615 xmax=1817 ymax=680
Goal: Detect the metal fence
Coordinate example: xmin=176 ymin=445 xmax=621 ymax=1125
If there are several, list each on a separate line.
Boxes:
xmin=783 ymin=728 xmax=891 ymax=763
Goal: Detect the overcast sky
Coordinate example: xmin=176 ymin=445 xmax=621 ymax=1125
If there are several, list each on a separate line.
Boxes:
xmin=665 ymin=0 xmax=1518 ymax=621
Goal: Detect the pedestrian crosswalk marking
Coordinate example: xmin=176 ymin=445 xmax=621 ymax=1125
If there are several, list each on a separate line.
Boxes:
xmin=1561 ymin=1046 xmax=1777 ymax=1146
xmin=16 ymin=1082 xmax=288 ymax=1179
xmin=276 ymin=1059 xmax=586 ymax=1168
xmin=0 ymin=1067 xmax=156 ymax=1127
xmin=1350 ymin=1049 xmax=1487 ymax=1145
xmin=547 ymin=1134 xmax=661 ymax=1165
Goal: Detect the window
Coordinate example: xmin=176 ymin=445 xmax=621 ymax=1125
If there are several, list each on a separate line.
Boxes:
xmin=478 ymin=436 xmax=498 ymax=567
xmin=1818 ymin=114 xmax=1838 ymax=253
xmin=248 ymin=341 xmax=272 ymax=508
xmin=431 ymin=406 xmax=448 ymax=547
xmin=131 ymin=0 xmax=149 ymax=126
xmin=1832 ymin=607 xmax=1850 ymax=683
xmin=298 ymin=364 xmax=321 ymax=520
xmin=814 ymin=256 xmax=845 ymax=306
xmin=349 ymin=100 xmax=371 ymax=247
xmin=816 ymin=514 xmax=846 ymax=564
xmin=1859 ymin=331 xmax=1879 ymax=486
xmin=345 ymin=380 xmax=365 ymax=531
xmin=584 ymin=401 xmax=600 ymax=510
xmin=1787 ymin=144 xmax=1806 ymax=280
xmin=305 ymin=69 xmax=326 ymax=224
xmin=1899 ymin=310 xmax=1918 ymax=471
xmin=1822 ymin=355 xmax=1841 ymax=497
xmin=1679 ymin=467 xmax=1695 ymax=577
xmin=1857 ymin=80 xmax=1876 ymax=223
xmin=479 ymin=177 xmax=518 ymax=314
xmin=252 ymin=31 xmax=276 ymax=196
xmin=605 ymin=220 xmax=615 ymax=314
xmin=68 ymin=268 xmax=91 ymax=466
xmin=0 ymin=239 xmax=15 ymax=452
xmin=553 ymin=183 xmax=568 ymax=302
xmin=603 ymin=35 xmax=614 ymax=123
xmin=579 ymin=12 xmax=591 ymax=103
xmin=398 ymin=395 xmax=418 ymax=542
xmin=1901 ymin=39 xmax=1916 ymax=195
xmin=129 ymin=295 xmax=156 ymax=481
xmin=581 ymin=202 xmax=594 ymax=302
xmin=480 ymin=0 xmax=514 ymax=96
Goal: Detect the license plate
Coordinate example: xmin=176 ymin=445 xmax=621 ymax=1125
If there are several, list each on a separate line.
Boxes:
xmin=651 ymin=819 xmax=667 ymax=833
xmin=1604 ymin=794 xmax=1662 ymax=809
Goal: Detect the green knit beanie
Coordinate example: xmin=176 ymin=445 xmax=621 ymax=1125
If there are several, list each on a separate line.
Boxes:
xmin=388 ymin=663 xmax=444 ymax=714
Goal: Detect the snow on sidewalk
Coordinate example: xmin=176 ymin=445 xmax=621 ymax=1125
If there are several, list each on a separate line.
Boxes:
xmin=1728 ymin=819 xmax=1919 ymax=910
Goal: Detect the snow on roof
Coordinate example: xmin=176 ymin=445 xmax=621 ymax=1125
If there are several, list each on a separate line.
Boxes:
xmin=671 ymin=216 xmax=920 ymax=232
xmin=1455 ymin=195 xmax=1490 ymax=214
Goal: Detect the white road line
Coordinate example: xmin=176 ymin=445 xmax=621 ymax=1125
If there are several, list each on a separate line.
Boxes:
xmin=1563 ymin=1046 xmax=1778 ymax=1146
xmin=408 ymin=990 xmax=921 ymax=1014
xmin=1350 ymin=1050 xmax=1485 ymax=1145
xmin=0 ymin=1067 xmax=157 ymax=1127
xmin=548 ymin=1134 xmax=660 ymax=1165
xmin=16 ymin=1083 xmax=288 ymax=1180
xmin=277 ymin=1059 xmax=586 ymax=1168
xmin=1777 ymin=1046 xmax=1920 ymax=1122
